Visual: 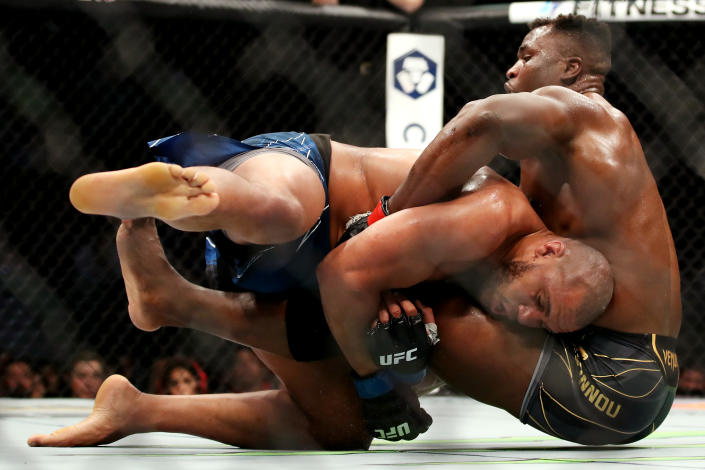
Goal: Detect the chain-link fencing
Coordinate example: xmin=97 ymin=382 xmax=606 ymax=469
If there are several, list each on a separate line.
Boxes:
xmin=0 ymin=0 xmax=703 ymax=396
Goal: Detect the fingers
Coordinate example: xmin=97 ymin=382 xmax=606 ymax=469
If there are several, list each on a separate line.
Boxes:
xmin=381 ymin=291 xmax=419 ymax=318
xmin=415 ymin=299 xmax=435 ymax=325
xmin=374 ymin=305 xmax=389 ymax=328
xmin=372 ymin=292 xmax=440 ymax=348
xmin=374 ymin=292 xmax=435 ymax=329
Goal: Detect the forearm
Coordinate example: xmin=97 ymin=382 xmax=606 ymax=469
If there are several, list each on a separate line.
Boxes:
xmin=317 ymin=211 xmax=438 ymax=376
xmin=388 ymin=100 xmax=502 ymax=213
xmin=317 ymin=261 xmax=380 ymax=376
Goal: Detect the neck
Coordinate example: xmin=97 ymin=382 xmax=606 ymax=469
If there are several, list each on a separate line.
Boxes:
xmin=569 ymin=74 xmax=605 ymax=95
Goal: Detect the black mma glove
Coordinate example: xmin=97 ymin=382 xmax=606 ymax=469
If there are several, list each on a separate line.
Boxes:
xmin=366 ymin=309 xmax=439 ymax=375
xmin=337 ymin=196 xmax=391 ymax=244
xmin=353 ymin=370 xmax=432 ymax=441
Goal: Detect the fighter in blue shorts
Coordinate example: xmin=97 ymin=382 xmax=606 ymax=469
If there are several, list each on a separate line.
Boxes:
xmin=147 ymin=131 xmax=333 ymax=295
xmin=42 ymin=14 xmax=679 ymax=450
xmin=70 ymin=130 xmax=343 ymax=361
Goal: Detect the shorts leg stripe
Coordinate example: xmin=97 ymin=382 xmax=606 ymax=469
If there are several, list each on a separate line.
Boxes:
xmin=539 ymin=386 xmax=566 ymax=440
xmin=593 ymin=375 xmax=664 ymax=399
xmin=593 ymin=353 xmax=656 ymax=363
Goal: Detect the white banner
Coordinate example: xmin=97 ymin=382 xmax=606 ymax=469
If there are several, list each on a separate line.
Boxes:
xmin=386 ymin=33 xmax=444 ymax=149
xmin=509 ymin=1 xmax=705 ymax=24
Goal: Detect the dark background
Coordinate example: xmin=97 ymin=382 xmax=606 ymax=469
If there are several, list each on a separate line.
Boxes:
xmin=1 ymin=1 xmax=703 ymax=390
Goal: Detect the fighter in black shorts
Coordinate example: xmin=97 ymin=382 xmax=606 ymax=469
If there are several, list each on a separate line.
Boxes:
xmin=521 ymin=327 xmax=678 ymax=444
xmin=326 ymin=13 xmax=680 ymax=447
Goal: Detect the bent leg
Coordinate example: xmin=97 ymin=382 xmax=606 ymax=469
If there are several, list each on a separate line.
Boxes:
xmin=117 ymin=218 xmax=291 ymax=357
xmin=71 ymin=151 xmax=325 ymax=245
xmin=431 ymin=296 xmax=546 ymax=417
xmin=28 ymin=353 xmax=369 ymax=450
xmin=249 ymin=350 xmax=370 ymax=450
xmin=27 ymin=375 xmax=321 ymax=449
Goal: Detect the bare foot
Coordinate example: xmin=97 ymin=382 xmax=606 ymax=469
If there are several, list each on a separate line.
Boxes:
xmin=116 ymin=218 xmax=191 ymax=332
xmin=27 ymin=375 xmax=141 ymax=447
xmin=69 ymin=162 xmax=220 ymax=221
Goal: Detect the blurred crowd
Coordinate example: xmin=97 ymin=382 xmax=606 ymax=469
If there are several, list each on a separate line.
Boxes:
xmin=0 ymin=347 xmax=278 ymax=399
xmin=2 ymin=344 xmax=703 ymax=399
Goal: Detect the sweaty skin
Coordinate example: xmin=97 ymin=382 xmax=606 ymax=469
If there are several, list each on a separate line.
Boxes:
xmin=26 ymin=18 xmax=679 ymax=451
xmin=387 ymin=24 xmax=681 ymax=339
xmin=28 ymin=140 xmax=558 ymax=448
xmin=26 ymin=142 xmax=425 ymax=449
xmin=318 ymin=168 xmax=574 ymax=376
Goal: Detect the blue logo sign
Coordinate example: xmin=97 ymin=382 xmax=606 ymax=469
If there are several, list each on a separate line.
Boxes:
xmin=403 ymin=123 xmax=426 ymax=144
xmin=393 ymin=49 xmax=437 ymax=100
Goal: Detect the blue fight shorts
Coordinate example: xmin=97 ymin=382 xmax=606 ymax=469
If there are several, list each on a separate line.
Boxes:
xmin=148 ymin=131 xmax=332 ymax=295
xmin=520 ymin=326 xmax=679 ymax=445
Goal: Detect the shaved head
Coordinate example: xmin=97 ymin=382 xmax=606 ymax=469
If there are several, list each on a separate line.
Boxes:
xmin=529 ymin=14 xmax=612 ymax=77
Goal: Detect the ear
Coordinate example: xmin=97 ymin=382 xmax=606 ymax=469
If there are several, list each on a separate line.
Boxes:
xmin=536 ymin=240 xmax=566 ymax=258
xmin=562 ymin=57 xmax=582 ymax=81
xmin=517 ymin=305 xmax=545 ymax=328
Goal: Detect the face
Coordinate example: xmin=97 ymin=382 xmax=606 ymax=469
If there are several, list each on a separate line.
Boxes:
xmin=479 ymin=243 xmax=585 ymax=333
xmin=482 ymin=260 xmax=552 ymax=328
xmin=505 ymin=26 xmax=567 ymax=93
xmin=70 ymin=360 xmax=105 ymax=398
xmin=4 ymin=362 xmax=34 ymax=397
xmin=167 ymin=367 xmax=198 ymax=395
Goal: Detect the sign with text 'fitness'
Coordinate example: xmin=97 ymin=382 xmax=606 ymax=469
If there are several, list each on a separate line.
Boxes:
xmin=386 ymin=33 xmax=444 ymax=149
xmin=509 ymin=1 xmax=705 ymax=23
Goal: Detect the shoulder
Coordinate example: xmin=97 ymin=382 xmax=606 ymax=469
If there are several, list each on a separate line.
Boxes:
xmin=533 ymin=86 xmax=597 ymax=112
xmin=534 ymin=87 xmax=616 ymax=121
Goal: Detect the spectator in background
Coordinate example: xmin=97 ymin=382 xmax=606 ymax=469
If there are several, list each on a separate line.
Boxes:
xmin=160 ymin=356 xmax=207 ymax=395
xmin=2 ymin=359 xmax=44 ymax=398
xmin=68 ymin=351 xmax=107 ymax=399
xmin=38 ymin=363 xmax=62 ymax=398
xmin=677 ymin=367 xmax=705 ymax=397
xmin=221 ymin=348 xmax=277 ymax=394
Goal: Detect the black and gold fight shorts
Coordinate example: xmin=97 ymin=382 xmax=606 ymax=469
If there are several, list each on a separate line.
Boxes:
xmin=520 ymin=326 xmax=678 ymax=445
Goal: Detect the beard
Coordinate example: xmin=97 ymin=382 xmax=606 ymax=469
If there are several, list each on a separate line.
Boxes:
xmin=505 ymin=260 xmax=536 ymax=280
xmin=475 ymin=261 xmax=536 ymax=315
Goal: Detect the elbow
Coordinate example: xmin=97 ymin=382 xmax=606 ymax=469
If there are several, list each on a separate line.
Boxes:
xmin=317 ymin=256 xmax=372 ymax=299
xmin=457 ymin=101 xmax=502 ymax=140
xmin=316 ymin=257 xmax=338 ymax=291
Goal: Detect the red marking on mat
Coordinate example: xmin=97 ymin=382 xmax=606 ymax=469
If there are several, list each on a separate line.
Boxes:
xmin=672 ymin=402 xmax=705 ymax=409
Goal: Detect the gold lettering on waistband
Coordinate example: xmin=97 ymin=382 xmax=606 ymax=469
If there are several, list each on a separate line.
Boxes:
xmin=661 ymin=348 xmax=678 ymax=371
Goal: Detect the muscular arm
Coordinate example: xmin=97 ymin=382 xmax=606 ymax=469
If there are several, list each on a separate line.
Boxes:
xmin=317 ymin=192 xmax=511 ymax=376
xmin=388 ymin=88 xmax=576 ymax=212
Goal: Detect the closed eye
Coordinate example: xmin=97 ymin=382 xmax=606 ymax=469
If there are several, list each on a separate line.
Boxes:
xmin=535 ymin=294 xmax=544 ymax=310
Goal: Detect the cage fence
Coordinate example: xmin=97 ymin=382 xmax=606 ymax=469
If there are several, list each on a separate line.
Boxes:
xmin=0 ymin=0 xmax=703 ymax=395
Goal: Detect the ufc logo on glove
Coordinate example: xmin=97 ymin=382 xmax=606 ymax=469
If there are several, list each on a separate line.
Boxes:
xmin=375 ymin=422 xmax=411 ymax=440
xmin=379 ymin=348 xmax=418 ymax=366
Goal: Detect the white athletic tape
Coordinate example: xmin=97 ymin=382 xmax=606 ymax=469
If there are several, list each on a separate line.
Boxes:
xmin=425 ymin=322 xmax=440 ymax=345
xmin=386 ymin=33 xmax=444 ymax=149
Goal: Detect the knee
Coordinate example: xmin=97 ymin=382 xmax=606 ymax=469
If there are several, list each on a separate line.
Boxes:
xmin=315 ymin=427 xmax=372 ymax=451
xmin=248 ymin=193 xmax=322 ymax=243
